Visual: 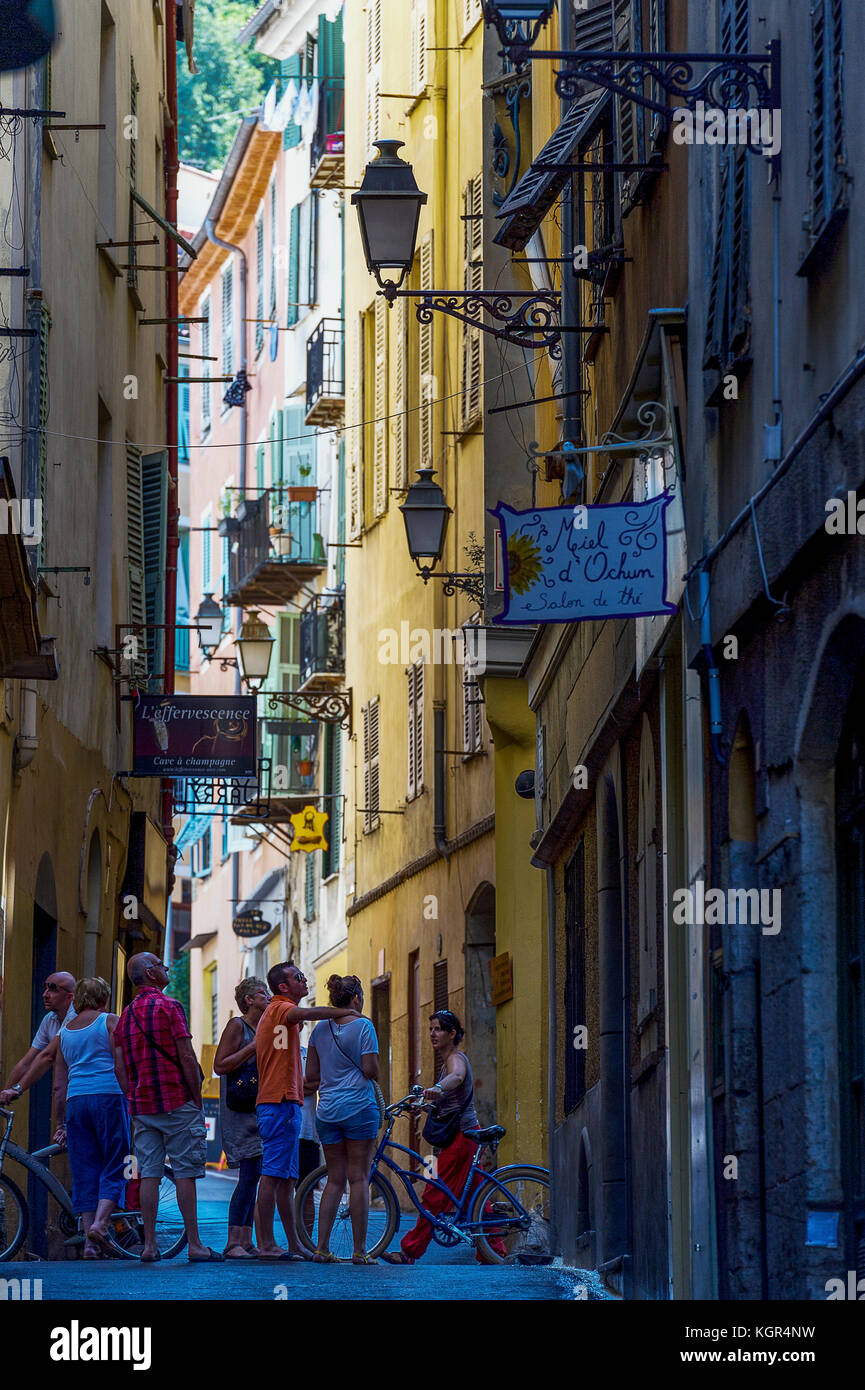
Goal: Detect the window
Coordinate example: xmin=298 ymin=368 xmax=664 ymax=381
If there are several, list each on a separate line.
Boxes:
xmin=462 ymin=658 xmax=483 ymax=756
xmin=269 ymin=180 xmax=279 ymax=319
xmin=142 ymin=451 xmax=168 ymax=678
xmin=98 ymin=11 xmax=116 ymax=241
xmin=564 ymin=840 xmax=586 ymax=1110
xmin=281 ymin=54 xmax=303 ymax=150
xmin=348 ymin=314 xmax=364 ymax=539
xmin=220 ymin=533 xmax=230 ymax=627
xmin=418 ymin=232 xmax=434 ymax=465
xmin=209 ymin=965 xmax=218 ymax=1044
xmin=462 ymin=174 xmax=483 ymax=428
xmin=305 ymin=853 xmax=316 ymax=922
xmin=362 ymin=697 xmax=381 ymax=832
xmin=200 ymin=297 xmax=212 ymax=434
xmin=125 ymin=444 xmax=147 ymax=680
xmin=193 ymin=826 xmax=212 ymax=878
xmin=201 ymin=507 xmax=212 ymax=593
xmin=392 ymin=298 xmax=408 ymax=491
xmin=221 ymin=807 xmax=230 ymax=861
xmin=127 ymin=58 xmax=138 ymax=288
xmin=255 ymin=217 xmax=265 ymax=356
xmin=321 ymin=723 xmax=342 ymax=878
xmin=35 ymin=303 xmax=51 ymax=572
xmin=221 ymin=262 xmax=234 ymax=378
xmin=411 ymin=0 xmax=428 ymax=96
xmin=407 ymin=662 xmax=424 ymax=801
xmin=366 ymin=0 xmax=382 ymax=154
xmin=433 ymin=959 xmax=449 ymax=1013
xmin=373 ymin=296 xmax=387 ymax=516
xmin=801 ymin=0 xmax=847 ymax=273
xmin=703 ymin=0 xmax=751 ymax=397
xmin=286 ymin=202 xmax=301 ymax=327
xmin=298 ymin=193 xmax=318 ymax=315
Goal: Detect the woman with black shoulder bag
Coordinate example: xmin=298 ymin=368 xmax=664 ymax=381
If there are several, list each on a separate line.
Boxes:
xmin=381 ymin=1009 xmax=506 ymax=1265
xmin=214 ymin=977 xmax=269 ymax=1259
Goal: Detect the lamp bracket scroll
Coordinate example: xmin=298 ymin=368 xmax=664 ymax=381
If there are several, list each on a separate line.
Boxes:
xmin=265 ymin=689 xmax=353 ymax=738
xmin=381 ymin=288 xmax=564 ymax=356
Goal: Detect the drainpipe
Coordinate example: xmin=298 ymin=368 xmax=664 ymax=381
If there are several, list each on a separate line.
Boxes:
xmin=161 ymin=0 xmax=180 ymax=857
xmin=13 ymin=683 xmax=38 ymax=773
xmin=700 ymin=568 xmax=727 ymax=766
xmin=558 ymin=0 xmax=582 ymax=482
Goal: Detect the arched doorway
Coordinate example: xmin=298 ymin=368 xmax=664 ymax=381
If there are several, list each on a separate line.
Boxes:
xmin=465 ymin=883 xmax=496 ymax=1127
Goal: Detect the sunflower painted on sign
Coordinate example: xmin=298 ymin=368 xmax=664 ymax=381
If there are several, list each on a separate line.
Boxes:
xmin=506 ymin=533 xmax=544 ymax=594
xmin=289 ymin=804 xmax=329 ymax=853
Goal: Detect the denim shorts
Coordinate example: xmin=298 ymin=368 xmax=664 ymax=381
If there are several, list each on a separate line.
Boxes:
xmin=316 ymin=1100 xmax=380 ymax=1146
xmin=256 ymin=1099 xmax=302 ymax=1179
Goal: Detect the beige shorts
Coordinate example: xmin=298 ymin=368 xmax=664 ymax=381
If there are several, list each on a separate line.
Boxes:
xmin=132 ymin=1100 xmax=207 ymax=1179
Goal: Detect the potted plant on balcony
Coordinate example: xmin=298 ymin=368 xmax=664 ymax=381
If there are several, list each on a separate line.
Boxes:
xmin=296 ymin=757 xmax=315 ymax=777
xmin=288 ymin=465 xmax=316 ymax=503
xmin=217 ymin=489 xmax=239 ymax=538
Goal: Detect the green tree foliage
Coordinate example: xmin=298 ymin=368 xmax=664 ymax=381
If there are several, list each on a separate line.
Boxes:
xmin=166 ymin=950 xmax=191 ymax=1020
xmin=178 ymin=0 xmax=279 ymax=170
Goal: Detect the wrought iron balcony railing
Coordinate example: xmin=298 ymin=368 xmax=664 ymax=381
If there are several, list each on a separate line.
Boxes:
xmin=305 ymin=317 xmax=345 ymax=427
xmin=299 ymin=593 xmax=345 ymax=691
xmin=223 ymin=491 xmax=325 ymax=608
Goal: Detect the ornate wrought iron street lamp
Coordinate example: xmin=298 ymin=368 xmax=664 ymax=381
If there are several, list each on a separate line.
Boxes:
xmin=235 ymin=610 xmax=275 ymax=692
xmin=193 ymin=593 xmax=224 ymax=654
xmin=399 ymin=468 xmax=485 ymax=604
xmin=481 ymin=2 xmax=555 ymax=63
xmin=353 ymin=141 xmax=583 ymax=351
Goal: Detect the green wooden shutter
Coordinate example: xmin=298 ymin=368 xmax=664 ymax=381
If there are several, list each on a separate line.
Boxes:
xmin=256 ymin=443 xmax=266 ymax=495
xmin=126 ymin=444 xmax=147 ymax=680
xmin=281 ymin=55 xmax=302 ymax=150
xmin=142 ymin=450 xmax=168 ymax=680
xmin=255 ymin=218 xmax=265 ymax=356
xmin=286 ymin=202 xmax=301 ymax=327
xmin=808 ymin=0 xmax=847 ymax=244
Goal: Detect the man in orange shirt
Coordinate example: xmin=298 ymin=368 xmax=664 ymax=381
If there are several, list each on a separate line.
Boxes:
xmin=256 ymin=961 xmax=360 ymax=1259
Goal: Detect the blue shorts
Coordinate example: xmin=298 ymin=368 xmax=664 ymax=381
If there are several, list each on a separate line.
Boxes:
xmin=316 ymin=1100 xmax=380 ymax=1146
xmin=256 ymin=1100 xmax=302 ymax=1180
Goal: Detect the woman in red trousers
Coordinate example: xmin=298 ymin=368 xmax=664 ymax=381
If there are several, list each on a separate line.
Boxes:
xmin=381 ymin=1009 xmax=506 ymax=1264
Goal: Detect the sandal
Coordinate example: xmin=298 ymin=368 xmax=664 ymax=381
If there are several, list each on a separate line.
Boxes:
xmin=352 ymin=1253 xmax=378 ymax=1265
xmin=224 ymin=1244 xmax=255 ymax=1259
xmin=380 ymin=1251 xmax=414 ymax=1265
xmin=188 ymin=1247 xmax=224 ymax=1263
xmin=312 ymin=1251 xmax=340 ymax=1263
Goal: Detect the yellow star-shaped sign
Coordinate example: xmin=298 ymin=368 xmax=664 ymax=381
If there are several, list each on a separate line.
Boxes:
xmin=288 ymin=804 xmax=329 ymax=853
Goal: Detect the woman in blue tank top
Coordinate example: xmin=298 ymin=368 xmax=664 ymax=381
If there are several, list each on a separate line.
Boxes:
xmin=12 ymin=975 xmax=130 ymax=1259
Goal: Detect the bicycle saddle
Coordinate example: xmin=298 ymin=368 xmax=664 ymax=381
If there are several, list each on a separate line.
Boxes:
xmin=464 ymin=1125 xmax=505 ymax=1144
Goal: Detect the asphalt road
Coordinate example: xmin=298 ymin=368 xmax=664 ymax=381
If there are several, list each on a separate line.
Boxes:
xmin=2 ymin=1171 xmax=614 ymax=1302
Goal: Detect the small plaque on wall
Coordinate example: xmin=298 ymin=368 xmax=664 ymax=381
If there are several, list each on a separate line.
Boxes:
xmin=490 ymin=951 xmax=514 ymax=1006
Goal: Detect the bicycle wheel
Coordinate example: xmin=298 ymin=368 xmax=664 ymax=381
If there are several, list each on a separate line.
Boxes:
xmin=295 ymin=1163 xmax=400 ymax=1261
xmin=104 ymin=1168 xmax=188 ymax=1260
xmin=470 ymin=1165 xmax=552 ymax=1266
xmin=0 ymin=1173 xmax=29 ymax=1261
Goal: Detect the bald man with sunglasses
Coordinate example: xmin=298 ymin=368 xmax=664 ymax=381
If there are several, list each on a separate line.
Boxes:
xmin=0 ymin=972 xmax=77 ymax=1113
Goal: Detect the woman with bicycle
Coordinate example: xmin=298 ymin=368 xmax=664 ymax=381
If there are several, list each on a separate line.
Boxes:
xmin=303 ymin=974 xmax=380 ymax=1265
xmin=9 ymin=976 xmax=129 ymax=1260
xmin=381 ymin=1008 xmax=506 ymax=1265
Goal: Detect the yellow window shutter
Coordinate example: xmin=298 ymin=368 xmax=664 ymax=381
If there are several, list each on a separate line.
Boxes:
xmin=373 ymin=295 xmax=388 ymax=516
xmin=392 ymin=296 xmax=408 ymax=490
xmin=348 ymin=314 xmax=362 ymax=538
xmin=419 ymin=231 xmax=434 ymax=466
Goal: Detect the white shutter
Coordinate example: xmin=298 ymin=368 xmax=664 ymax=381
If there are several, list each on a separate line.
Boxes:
xmin=414 ymin=661 xmax=424 ymax=792
xmin=373 ymin=295 xmax=388 ymax=515
xmin=463 ymin=0 xmax=482 ymax=32
xmin=393 ymin=296 xmax=407 ymax=489
xmin=363 ymin=697 xmax=381 ymax=831
xmin=462 ymin=174 xmax=483 ymax=427
xmin=348 ymin=314 xmax=362 ymax=538
xmin=411 ymin=0 xmax=428 ymax=96
xmin=366 ymin=0 xmax=382 ymax=154
xmin=419 ymin=231 xmax=434 ymax=466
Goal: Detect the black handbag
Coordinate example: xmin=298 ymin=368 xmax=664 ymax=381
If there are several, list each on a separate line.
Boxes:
xmin=225 ymin=1058 xmax=258 ymax=1114
xmin=422 ymin=1083 xmax=474 ymax=1150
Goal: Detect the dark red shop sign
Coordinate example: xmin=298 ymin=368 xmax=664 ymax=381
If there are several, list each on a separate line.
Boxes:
xmin=133 ymin=694 xmax=258 ymax=778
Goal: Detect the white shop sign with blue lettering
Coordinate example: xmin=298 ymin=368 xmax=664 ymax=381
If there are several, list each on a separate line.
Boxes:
xmin=490 ymin=493 xmax=677 ymax=625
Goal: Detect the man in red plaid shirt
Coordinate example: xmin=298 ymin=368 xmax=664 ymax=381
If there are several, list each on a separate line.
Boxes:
xmin=114 ymin=952 xmax=221 ymax=1262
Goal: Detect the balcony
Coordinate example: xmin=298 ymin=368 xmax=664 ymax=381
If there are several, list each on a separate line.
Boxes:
xmin=223 ymin=492 xmax=325 ymax=609
xmin=305 ymin=318 xmax=345 ymax=427
xmin=299 ymin=593 xmax=345 ymax=693
xmin=310 ymin=76 xmax=344 ymax=190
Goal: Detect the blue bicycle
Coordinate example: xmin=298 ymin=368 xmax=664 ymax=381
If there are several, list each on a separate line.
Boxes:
xmin=295 ymin=1087 xmax=552 ymax=1263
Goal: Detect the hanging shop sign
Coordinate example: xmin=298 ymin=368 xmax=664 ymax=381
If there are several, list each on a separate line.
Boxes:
xmin=288 ymin=804 xmax=329 ymax=853
xmin=133 ymin=694 xmax=258 ymax=778
xmin=232 ymin=908 xmax=272 ymax=939
xmin=490 ymin=493 xmax=678 ymax=625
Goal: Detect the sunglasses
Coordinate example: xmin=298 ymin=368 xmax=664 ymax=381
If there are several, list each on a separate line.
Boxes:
xmin=43 ymin=981 xmax=71 ymax=993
